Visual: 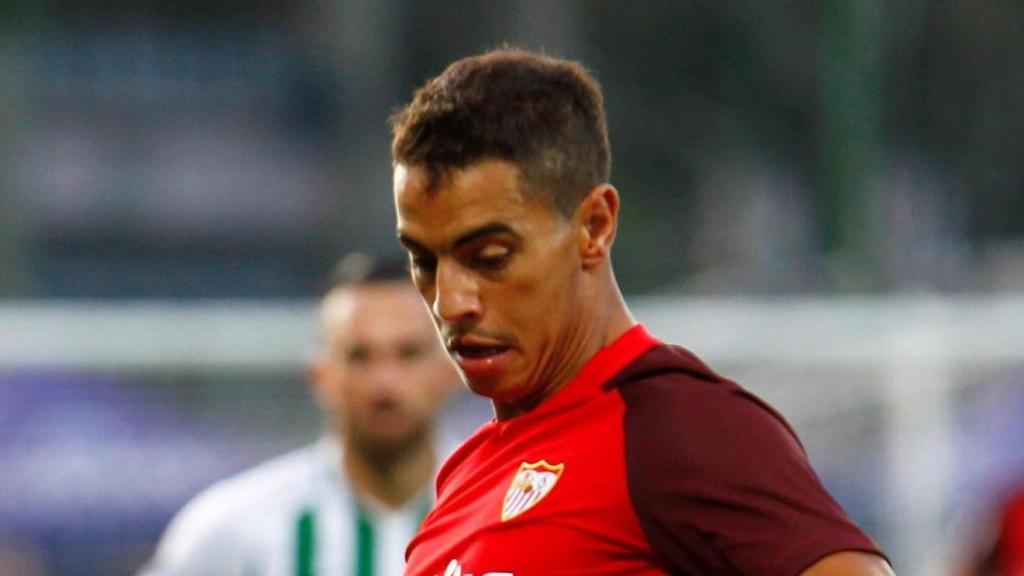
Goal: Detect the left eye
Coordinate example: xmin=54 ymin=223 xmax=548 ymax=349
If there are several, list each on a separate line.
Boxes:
xmin=473 ymin=246 xmax=510 ymax=269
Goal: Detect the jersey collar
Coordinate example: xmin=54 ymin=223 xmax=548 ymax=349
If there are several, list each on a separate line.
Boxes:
xmin=498 ymin=324 xmax=659 ymax=425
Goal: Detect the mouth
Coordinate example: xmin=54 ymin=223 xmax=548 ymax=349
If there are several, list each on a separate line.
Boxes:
xmin=361 ymin=396 xmax=412 ymax=433
xmin=370 ymin=397 xmax=400 ymax=413
xmin=450 ymin=342 xmax=511 ymax=360
xmin=447 ymin=338 xmax=513 ymax=380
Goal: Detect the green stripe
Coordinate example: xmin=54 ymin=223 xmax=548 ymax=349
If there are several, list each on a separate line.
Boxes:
xmin=355 ymin=505 xmax=375 ymax=576
xmin=295 ymin=498 xmax=425 ymax=576
xmin=295 ymin=509 xmax=315 ymax=576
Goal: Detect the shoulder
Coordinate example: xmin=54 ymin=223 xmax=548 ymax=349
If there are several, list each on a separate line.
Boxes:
xmin=434 ymin=421 xmax=495 ymax=495
xmin=610 ymin=343 xmax=809 ymax=494
xmin=144 ymin=442 xmax=327 ymax=575
xmin=186 ymin=441 xmax=324 ymax=521
xmin=610 ymin=343 xmax=801 ymax=458
xmin=611 ymin=344 xmax=882 ymax=575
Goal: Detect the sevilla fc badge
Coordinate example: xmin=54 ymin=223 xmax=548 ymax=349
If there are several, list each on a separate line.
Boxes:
xmin=501 ymin=460 xmax=565 ymax=521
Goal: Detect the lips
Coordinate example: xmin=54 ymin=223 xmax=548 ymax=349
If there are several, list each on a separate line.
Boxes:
xmin=452 ymin=343 xmax=509 ymax=359
xmin=447 ymin=337 xmax=512 ymax=382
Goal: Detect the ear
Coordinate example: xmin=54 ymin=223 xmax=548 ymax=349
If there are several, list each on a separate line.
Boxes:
xmin=577 ymin=184 xmax=620 ymax=269
xmin=308 ymin=354 xmax=336 ymax=412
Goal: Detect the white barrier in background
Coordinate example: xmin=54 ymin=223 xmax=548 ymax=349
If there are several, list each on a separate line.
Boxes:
xmin=3 ymin=294 xmax=1020 ymax=368
xmin=2 ymin=293 xmax=1023 ymax=575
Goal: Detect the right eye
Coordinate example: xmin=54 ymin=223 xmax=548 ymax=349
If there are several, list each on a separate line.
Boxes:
xmin=409 ymin=254 xmax=437 ymax=275
xmin=345 ymin=345 xmax=370 ymax=365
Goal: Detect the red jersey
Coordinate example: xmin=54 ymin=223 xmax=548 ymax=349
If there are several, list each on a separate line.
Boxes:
xmin=998 ymin=488 xmax=1024 ymax=575
xmin=405 ymin=325 xmax=882 ymax=576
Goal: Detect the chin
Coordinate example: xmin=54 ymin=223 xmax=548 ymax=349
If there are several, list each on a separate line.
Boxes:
xmin=353 ymin=427 xmax=429 ymax=462
xmin=464 ymin=378 xmax=508 ymax=401
xmin=467 ymin=378 xmax=532 ymax=408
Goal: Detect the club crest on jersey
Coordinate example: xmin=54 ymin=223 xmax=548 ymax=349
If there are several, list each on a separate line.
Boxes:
xmin=501 ymin=460 xmax=564 ymax=521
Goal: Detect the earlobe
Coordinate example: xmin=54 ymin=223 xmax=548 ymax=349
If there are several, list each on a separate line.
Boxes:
xmin=578 ymin=184 xmax=619 ymax=268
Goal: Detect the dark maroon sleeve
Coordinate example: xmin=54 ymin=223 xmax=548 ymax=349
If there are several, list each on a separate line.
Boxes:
xmin=618 ymin=355 xmax=883 ymax=576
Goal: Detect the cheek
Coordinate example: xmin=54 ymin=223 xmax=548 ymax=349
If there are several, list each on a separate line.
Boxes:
xmin=528 ymin=254 xmax=578 ymax=309
xmin=337 ymin=373 xmax=371 ymax=409
xmin=335 ymin=385 xmax=358 ymax=415
xmin=399 ymin=365 xmax=439 ymax=399
xmin=532 ymin=263 xmax=582 ymax=342
xmin=413 ymin=278 xmax=435 ymax=307
xmin=481 ymin=235 xmax=578 ymax=340
xmin=317 ymin=373 xmax=345 ymax=411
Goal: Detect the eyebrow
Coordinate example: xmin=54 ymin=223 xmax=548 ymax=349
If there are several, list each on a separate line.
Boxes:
xmin=453 ymin=222 xmax=520 ymax=248
xmin=398 ymin=222 xmax=521 ymax=254
xmin=397 ymin=233 xmax=428 ymax=253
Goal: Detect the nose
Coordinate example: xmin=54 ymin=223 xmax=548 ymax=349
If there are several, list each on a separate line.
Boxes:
xmin=366 ymin=357 xmax=402 ymax=392
xmin=432 ymin=259 xmax=482 ymax=324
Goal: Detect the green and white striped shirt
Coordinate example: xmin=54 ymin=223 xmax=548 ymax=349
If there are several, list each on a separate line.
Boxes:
xmin=141 ymin=439 xmax=432 ymax=576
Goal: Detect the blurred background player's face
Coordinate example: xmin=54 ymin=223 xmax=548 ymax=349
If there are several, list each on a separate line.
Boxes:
xmin=395 ymin=159 xmax=595 ymax=419
xmin=312 ymin=282 xmax=456 ymax=462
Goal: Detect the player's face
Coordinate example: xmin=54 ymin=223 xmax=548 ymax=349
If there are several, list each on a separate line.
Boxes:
xmin=313 ymin=282 xmax=456 ymax=461
xmin=395 ymin=159 xmax=592 ymax=419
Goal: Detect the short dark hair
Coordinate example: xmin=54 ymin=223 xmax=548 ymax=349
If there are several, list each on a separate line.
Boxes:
xmin=390 ymin=48 xmax=611 ymax=216
xmin=325 ymin=252 xmax=409 ymax=293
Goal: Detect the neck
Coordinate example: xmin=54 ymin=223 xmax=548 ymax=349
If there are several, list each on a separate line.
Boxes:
xmin=342 ymin=435 xmax=436 ymax=510
xmin=599 ymin=269 xmax=637 ymax=346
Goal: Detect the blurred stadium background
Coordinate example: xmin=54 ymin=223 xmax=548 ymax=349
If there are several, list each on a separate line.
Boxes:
xmin=0 ymin=1 xmax=1021 ymax=575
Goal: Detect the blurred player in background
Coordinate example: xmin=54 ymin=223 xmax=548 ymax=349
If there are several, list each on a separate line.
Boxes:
xmin=140 ymin=253 xmax=459 ymax=576
xmin=390 ymin=49 xmax=894 ymax=575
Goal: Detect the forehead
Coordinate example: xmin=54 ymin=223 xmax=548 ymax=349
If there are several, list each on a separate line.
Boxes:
xmin=321 ymin=283 xmax=434 ymax=342
xmin=394 ymin=160 xmax=545 ymax=246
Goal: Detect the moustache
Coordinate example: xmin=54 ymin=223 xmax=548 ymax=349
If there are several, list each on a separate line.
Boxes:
xmin=440 ymin=324 xmax=515 ymax=347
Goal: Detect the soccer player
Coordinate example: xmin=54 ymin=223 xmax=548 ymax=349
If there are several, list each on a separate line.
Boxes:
xmin=140 ymin=254 xmax=459 ymax=576
xmin=390 ymin=49 xmax=895 ymax=575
